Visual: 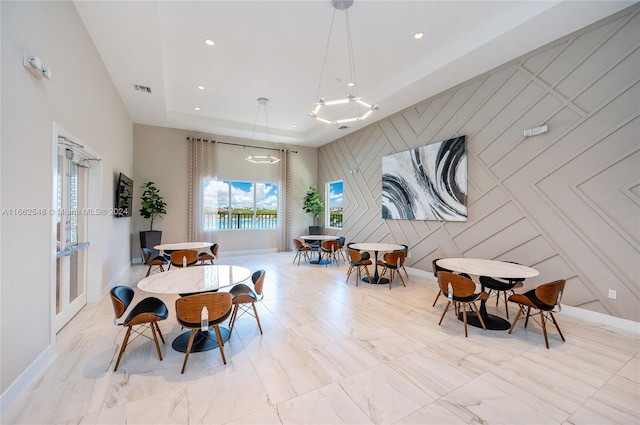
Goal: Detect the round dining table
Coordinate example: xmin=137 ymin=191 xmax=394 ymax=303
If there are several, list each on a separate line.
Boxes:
xmin=137 ymin=264 xmax=252 ymax=352
xmin=436 ymin=258 xmax=539 ymax=330
xmin=299 ymin=235 xmax=340 ymax=264
xmin=349 ymin=242 xmax=404 ymax=284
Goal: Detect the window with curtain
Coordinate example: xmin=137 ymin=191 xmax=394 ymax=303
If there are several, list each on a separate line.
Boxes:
xmin=202 ymin=179 xmax=278 ymax=230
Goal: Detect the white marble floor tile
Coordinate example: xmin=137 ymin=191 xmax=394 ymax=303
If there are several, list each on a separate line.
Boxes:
xmin=187 ymin=367 xmax=271 ymax=424
xmin=439 ymin=378 xmax=559 ymax=424
xmin=276 ymin=382 xmax=373 ymax=424
xmin=339 ymin=363 xmax=434 ymax=424
xmin=3 ymin=253 xmax=638 ymax=425
xmin=394 ymin=400 xmax=469 ymax=425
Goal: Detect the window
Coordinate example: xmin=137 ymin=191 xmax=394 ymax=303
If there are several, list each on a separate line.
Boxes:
xmin=203 ymin=179 xmax=278 ymax=230
xmin=326 ymin=180 xmax=343 ymax=229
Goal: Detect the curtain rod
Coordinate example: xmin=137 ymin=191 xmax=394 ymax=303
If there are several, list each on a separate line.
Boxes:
xmin=186 ymin=137 xmax=297 ymax=154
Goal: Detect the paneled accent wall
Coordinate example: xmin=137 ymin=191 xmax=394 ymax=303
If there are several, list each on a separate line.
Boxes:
xmin=319 ymin=5 xmax=640 ymax=321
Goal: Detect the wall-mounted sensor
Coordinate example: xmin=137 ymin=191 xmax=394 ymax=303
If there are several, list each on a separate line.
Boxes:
xmin=524 ymin=125 xmax=549 ymax=137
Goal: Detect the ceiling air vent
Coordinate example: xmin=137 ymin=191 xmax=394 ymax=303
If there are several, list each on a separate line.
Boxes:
xmin=133 ymin=84 xmax=152 ymax=93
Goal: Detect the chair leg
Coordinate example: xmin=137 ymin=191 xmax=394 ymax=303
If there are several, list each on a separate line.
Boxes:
xmin=397 ymin=270 xmax=406 ymax=287
xmin=471 ymin=302 xmax=487 ymax=330
xmin=438 ymin=300 xmax=451 ymax=325
xmin=114 ymin=326 xmax=132 ymax=371
xmin=213 ymin=325 xmax=227 ymax=364
xmin=346 ymin=266 xmax=353 ymax=282
xmin=549 ymin=312 xmax=565 ymax=342
xmin=181 ymin=329 xmax=197 ymax=374
xmin=540 ymin=310 xmax=549 ymax=349
xmin=252 ymin=302 xmax=263 ymax=334
xmin=508 ymin=306 xmax=524 ymax=334
xmin=154 ymin=322 xmax=165 ymax=344
xmin=146 ymin=266 xmax=152 ymax=278
xmin=503 ymin=291 xmax=510 ymax=319
xmin=228 ymin=304 xmax=239 ymax=336
xmin=524 ymin=307 xmax=531 ymax=328
xmin=432 ymin=291 xmax=442 ymax=307
xmin=363 ymin=266 xmax=371 ymax=284
xmin=462 ymin=305 xmax=468 ymax=337
xmin=149 ymin=321 xmax=163 ymax=361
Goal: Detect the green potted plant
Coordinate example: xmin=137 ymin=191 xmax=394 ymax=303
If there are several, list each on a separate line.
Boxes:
xmin=303 ymin=185 xmax=324 ymax=234
xmin=139 ymin=181 xmax=167 ymax=255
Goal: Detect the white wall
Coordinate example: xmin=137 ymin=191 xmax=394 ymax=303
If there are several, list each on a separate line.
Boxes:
xmin=133 ymin=124 xmax=318 ymax=258
xmin=1 ymin=1 xmax=133 ymax=398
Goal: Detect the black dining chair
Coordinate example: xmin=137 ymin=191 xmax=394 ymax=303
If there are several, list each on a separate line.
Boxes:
xmin=110 ymin=286 xmax=169 ymax=371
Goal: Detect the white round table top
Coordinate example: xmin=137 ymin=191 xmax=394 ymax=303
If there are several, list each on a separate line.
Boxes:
xmin=349 ymin=242 xmax=404 ymax=252
xmin=437 ymin=258 xmax=539 ymax=279
xmin=137 ymin=265 xmax=251 ymax=294
xmin=154 ymin=242 xmax=213 ymax=251
xmin=299 ymin=235 xmax=340 ymax=241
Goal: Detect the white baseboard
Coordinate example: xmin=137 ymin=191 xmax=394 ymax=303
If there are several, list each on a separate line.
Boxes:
xmin=0 ymin=344 xmax=55 ymax=415
xmin=561 ymin=305 xmax=640 ymax=334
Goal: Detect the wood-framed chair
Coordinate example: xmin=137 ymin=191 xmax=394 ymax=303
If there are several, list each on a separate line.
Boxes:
xmin=431 ymin=258 xmax=453 ymax=306
xmin=336 ymin=236 xmax=347 ymax=263
xmin=292 ymin=238 xmax=312 ymax=265
xmin=169 ymin=249 xmax=199 ymax=269
xmin=398 ymin=244 xmax=410 ymax=278
xmin=110 ymin=286 xmax=169 ymax=371
xmin=141 ymin=247 xmax=169 ymax=277
xmin=377 ymin=250 xmax=407 ymax=289
xmin=175 ymin=292 xmax=233 ymax=373
xmin=508 ymin=279 xmax=566 ymax=349
xmin=228 ymin=270 xmax=266 ymax=336
xmin=437 ymin=272 xmax=489 ymax=337
xmin=346 ymin=248 xmax=372 ymax=286
xmin=198 ymin=243 xmax=219 ymax=265
xmin=321 ymin=239 xmax=341 ymax=265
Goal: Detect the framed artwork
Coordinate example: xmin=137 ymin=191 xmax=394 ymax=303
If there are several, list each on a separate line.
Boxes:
xmin=381 ymin=136 xmax=467 ymax=221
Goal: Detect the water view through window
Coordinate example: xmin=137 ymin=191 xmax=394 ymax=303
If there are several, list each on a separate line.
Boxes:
xmin=203 ymin=179 xmax=278 ymax=230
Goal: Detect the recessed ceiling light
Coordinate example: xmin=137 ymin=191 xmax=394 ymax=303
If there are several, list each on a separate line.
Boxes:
xmin=204 ymin=39 xmax=215 ymax=46
xmin=194 ymin=107 xmax=201 ymax=111
xmin=197 ymin=85 xmax=205 ymax=90
xmin=414 ymin=32 xmax=424 ymax=40
xmin=347 ymin=82 xmax=355 ymax=87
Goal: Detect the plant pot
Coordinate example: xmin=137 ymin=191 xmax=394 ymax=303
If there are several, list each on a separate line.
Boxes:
xmin=309 ymin=226 xmax=321 ymax=235
xmin=140 ymin=230 xmax=162 ymax=259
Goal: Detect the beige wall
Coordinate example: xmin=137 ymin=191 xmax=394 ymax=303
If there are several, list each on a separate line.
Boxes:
xmin=1 ymin=1 xmax=133 ymax=397
xmin=133 ymin=124 xmax=318 ymax=258
xmin=319 ymin=5 xmax=640 ymax=322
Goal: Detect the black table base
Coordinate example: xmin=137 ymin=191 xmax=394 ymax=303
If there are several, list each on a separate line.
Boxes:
xmin=171 ymin=327 xmax=230 ymax=353
xmin=458 ymin=311 xmax=511 ymax=331
xmin=362 ymin=276 xmax=389 ymax=285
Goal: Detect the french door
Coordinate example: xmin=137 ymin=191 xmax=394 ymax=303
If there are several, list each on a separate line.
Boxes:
xmin=55 ymin=145 xmax=89 ymax=332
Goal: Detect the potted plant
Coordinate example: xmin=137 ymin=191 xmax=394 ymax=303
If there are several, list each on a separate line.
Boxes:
xmin=303 ymin=185 xmax=324 ymax=234
xmin=139 ymin=181 xmax=167 ymax=256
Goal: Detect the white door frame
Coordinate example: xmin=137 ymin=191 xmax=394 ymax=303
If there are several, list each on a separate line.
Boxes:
xmin=51 ymin=122 xmax=103 ymax=334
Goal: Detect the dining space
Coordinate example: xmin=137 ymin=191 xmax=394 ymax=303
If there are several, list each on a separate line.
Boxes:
xmin=124 ymin=241 xmax=267 ymax=374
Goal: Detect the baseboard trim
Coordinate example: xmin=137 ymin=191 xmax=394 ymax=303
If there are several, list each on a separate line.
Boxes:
xmin=0 ymin=343 xmax=55 ymax=414
xmin=560 ymin=305 xmax=640 ymax=334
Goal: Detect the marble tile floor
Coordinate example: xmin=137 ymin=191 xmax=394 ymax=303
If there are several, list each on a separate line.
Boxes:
xmin=3 ymin=252 xmax=639 ymax=424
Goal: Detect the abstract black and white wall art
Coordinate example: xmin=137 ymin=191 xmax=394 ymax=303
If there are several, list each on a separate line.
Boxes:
xmin=381 ymin=136 xmax=467 ymax=221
